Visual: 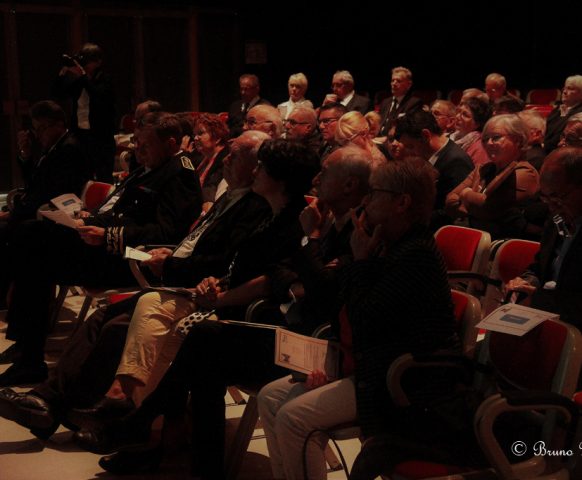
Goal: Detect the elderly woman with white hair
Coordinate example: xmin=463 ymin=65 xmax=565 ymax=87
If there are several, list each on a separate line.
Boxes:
xmin=445 ymin=114 xmax=540 ymax=239
xmin=277 ymin=72 xmax=314 ymax=120
xmin=335 ymin=111 xmax=386 ymax=165
xmin=544 ymin=74 xmax=582 ymax=153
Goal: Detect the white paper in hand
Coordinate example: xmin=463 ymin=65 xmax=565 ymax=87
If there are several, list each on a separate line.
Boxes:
xmin=124 ymin=247 xmax=153 ymax=261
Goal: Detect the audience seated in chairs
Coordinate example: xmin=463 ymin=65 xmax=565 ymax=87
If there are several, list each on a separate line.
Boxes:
xmin=1 ymin=100 xmax=91 ymax=308
xmin=518 ymin=109 xmax=547 ymax=171
xmin=558 ymin=112 xmax=582 ymax=148
xmin=378 ymin=66 xmax=424 ymax=136
xmin=395 ymin=109 xmax=473 ymax=230
xmin=0 ymin=112 xmax=203 ymax=387
xmin=505 ymin=146 xmax=582 ymax=331
xmin=430 ymin=99 xmax=457 ymax=136
xmin=0 ymin=130 xmax=273 ymax=438
xmin=68 ymin=139 xmax=320 ymax=479
xmin=227 ymin=73 xmax=271 ymax=138
xmin=335 ymin=111 xmax=386 ymax=166
xmin=317 ymin=102 xmax=347 ymax=161
xmin=544 ymin=75 xmax=582 ymax=153
xmin=450 ymin=97 xmax=492 ymax=166
xmin=446 ymin=114 xmax=540 ymax=240
xmin=257 ymin=158 xmax=459 ymax=480
xmin=191 ymin=113 xmax=230 ymax=211
xmin=243 ymin=104 xmax=283 ymax=139
xmin=283 ymin=106 xmax=322 ymax=153
xmin=277 ymin=72 xmax=314 ymax=120
xmin=322 ymin=70 xmax=370 ymax=114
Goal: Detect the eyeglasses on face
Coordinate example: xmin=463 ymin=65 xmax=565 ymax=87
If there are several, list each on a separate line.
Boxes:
xmin=318 ymin=117 xmax=338 ymax=125
xmin=285 ymin=119 xmax=310 ymax=127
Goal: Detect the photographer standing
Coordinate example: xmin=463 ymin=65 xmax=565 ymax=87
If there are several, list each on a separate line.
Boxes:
xmin=52 ymin=43 xmax=116 ymax=182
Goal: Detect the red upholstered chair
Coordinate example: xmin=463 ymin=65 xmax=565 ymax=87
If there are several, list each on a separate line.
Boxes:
xmin=80 ymin=181 xmax=114 ymax=211
xmin=49 ymin=181 xmax=114 ymax=330
xmin=481 ymin=239 xmax=540 ymax=316
xmin=525 ymin=103 xmax=555 ymax=118
xmin=120 ymin=113 xmax=136 ymax=134
xmin=386 ymin=318 xmax=582 ymax=480
xmin=434 ymin=225 xmax=492 ymax=296
xmin=526 ymin=89 xmax=561 ymax=105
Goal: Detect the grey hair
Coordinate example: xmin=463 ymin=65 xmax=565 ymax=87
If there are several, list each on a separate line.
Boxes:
xmin=483 ymin=114 xmax=530 ymax=150
xmin=518 ymin=109 xmax=547 ymax=136
xmin=333 ymin=70 xmax=354 ymax=87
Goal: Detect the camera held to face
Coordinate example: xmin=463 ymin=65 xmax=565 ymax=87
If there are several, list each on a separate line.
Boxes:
xmin=61 ymin=54 xmax=85 ymax=68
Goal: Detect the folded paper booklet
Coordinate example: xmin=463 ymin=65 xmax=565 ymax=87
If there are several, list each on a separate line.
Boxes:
xmin=274 ymin=329 xmax=340 ymax=380
xmin=124 ymin=246 xmax=153 ymax=261
xmin=50 ymin=193 xmax=83 ymax=216
xmin=476 ymin=303 xmax=559 ymax=336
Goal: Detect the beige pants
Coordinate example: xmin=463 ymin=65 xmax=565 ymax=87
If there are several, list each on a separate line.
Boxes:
xmin=116 ymin=291 xmax=196 ymax=402
xmin=257 ymin=374 xmax=357 ymax=480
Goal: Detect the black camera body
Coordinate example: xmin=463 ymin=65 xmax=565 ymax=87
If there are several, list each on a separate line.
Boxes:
xmin=62 ymin=54 xmax=84 ymax=67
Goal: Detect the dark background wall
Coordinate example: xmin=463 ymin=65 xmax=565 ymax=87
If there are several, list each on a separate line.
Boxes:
xmin=1 ymin=0 xmax=581 ymax=191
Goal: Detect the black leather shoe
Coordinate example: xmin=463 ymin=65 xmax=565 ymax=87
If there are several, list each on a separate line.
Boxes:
xmin=69 ymin=396 xmax=135 ymax=429
xmin=73 ymin=421 xmax=150 ymax=455
xmin=0 ymin=344 xmax=23 ymax=365
xmin=99 ymin=445 xmax=163 ymax=474
xmin=0 ymin=362 xmax=48 ymax=387
xmin=0 ymin=387 xmax=58 ymax=437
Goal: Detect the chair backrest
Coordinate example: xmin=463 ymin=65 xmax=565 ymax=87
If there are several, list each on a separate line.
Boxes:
xmin=451 ymin=290 xmax=481 ymax=357
xmin=120 ymin=113 xmax=136 ymax=133
xmin=481 ymin=239 xmax=540 ymax=316
xmin=434 ymin=225 xmax=492 ymax=276
xmin=482 ymin=318 xmax=582 ymax=396
xmin=524 ymin=103 xmax=554 ymax=118
xmin=81 ymin=181 xmax=114 ymax=211
xmin=526 ymin=88 xmax=561 ymax=105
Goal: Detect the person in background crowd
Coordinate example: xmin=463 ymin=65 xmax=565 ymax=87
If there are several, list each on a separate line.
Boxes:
xmin=450 ymin=97 xmax=491 ymax=166
xmin=378 ymin=66 xmax=423 ymax=136
xmin=227 ymin=74 xmax=271 ymax=138
xmin=52 ymin=43 xmax=116 ymax=182
xmin=446 ymin=114 xmax=540 ymax=239
xmin=430 ymin=100 xmax=457 ymax=136
xmin=277 ymin=73 xmax=314 ymax=120
xmin=544 ymin=75 xmax=582 ymax=153
xmin=322 ymin=70 xmax=370 ymax=114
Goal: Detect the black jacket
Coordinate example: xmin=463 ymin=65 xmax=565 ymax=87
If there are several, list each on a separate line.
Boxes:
xmin=85 ymin=155 xmax=203 ymax=253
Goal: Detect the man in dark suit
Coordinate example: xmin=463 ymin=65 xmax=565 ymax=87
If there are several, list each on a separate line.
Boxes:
xmin=322 ymin=70 xmax=370 ymax=114
xmin=0 ymin=130 xmax=273 ymax=437
xmin=506 ymin=147 xmax=582 ymax=330
xmin=544 ymin=75 xmax=582 ymax=154
xmin=227 ymin=74 xmax=271 ymax=138
xmin=52 ymin=43 xmax=116 ymax=182
xmin=0 ymin=112 xmax=203 ymax=387
xmin=0 ymin=101 xmax=91 ymax=310
xmin=379 ymin=66 xmax=424 ymax=136
xmin=395 ymin=109 xmax=473 ymax=230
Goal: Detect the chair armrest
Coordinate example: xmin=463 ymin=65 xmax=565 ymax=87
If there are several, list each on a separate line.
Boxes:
xmin=474 ymin=392 xmax=579 ymax=479
xmin=387 ymin=353 xmax=475 ymax=406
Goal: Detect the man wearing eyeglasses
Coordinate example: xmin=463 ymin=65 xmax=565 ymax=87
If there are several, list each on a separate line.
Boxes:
xmin=317 ymin=102 xmax=347 ymax=160
xmin=243 ymin=105 xmax=283 ymax=139
xmin=322 ymin=70 xmax=370 ymax=114
xmin=283 ymin=107 xmax=321 ymax=152
xmin=505 ymin=147 xmax=582 ymax=330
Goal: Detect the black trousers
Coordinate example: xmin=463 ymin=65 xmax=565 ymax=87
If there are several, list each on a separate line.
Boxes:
xmin=5 ymin=220 xmax=136 ymax=364
xmin=136 ymin=320 xmax=286 ymax=479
